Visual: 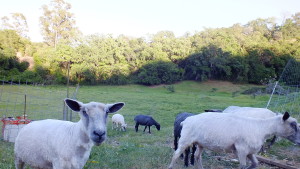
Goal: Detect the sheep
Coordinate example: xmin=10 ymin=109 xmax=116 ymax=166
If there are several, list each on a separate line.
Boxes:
xmin=134 ymin=115 xmax=160 ymax=133
xmin=14 ymin=98 xmax=125 ymax=169
xmin=223 ymin=106 xmax=278 ymax=151
xmin=112 ymin=113 xmax=127 ymax=131
xmin=174 ymin=112 xmax=196 ymax=167
xmin=168 ymin=112 xmax=300 ymax=169
xmin=223 ymin=106 xmax=277 ymax=118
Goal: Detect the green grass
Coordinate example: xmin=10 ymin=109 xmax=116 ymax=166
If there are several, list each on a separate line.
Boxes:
xmin=1 ymin=80 xmax=298 ymax=169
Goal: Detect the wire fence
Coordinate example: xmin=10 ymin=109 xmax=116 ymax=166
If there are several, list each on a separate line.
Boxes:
xmin=0 ymin=80 xmax=79 ymax=141
xmin=266 ymin=59 xmax=300 ymax=119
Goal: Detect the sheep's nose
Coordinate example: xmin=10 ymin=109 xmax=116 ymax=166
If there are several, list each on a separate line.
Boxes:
xmin=93 ymin=131 xmax=106 ymax=139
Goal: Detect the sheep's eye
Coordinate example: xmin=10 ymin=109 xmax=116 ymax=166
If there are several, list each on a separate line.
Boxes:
xmin=290 ymin=122 xmax=298 ymax=132
xmin=82 ymin=110 xmax=88 ymax=117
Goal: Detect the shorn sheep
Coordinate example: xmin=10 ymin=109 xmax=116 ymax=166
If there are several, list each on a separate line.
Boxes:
xmin=174 ymin=112 xmax=196 ymax=167
xmin=223 ymin=106 xmax=278 ymax=151
xmin=223 ymin=106 xmax=277 ymax=118
xmin=134 ymin=115 xmax=160 ymax=133
xmin=112 ymin=113 xmax=127 ymax=131
xmin=168 ymin=112 xmax=300 ymax=169
xmin=14 ymin=98 xmax=125 ymax=169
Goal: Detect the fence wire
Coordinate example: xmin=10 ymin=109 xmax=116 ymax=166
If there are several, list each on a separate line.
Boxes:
xmin=266 ymin=59 xmax=300 ymax=119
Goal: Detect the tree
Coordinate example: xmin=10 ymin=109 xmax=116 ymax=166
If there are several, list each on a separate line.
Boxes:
xmin=40 ymin=0 xmax=80 ymax=48
xmin=0 ymin=13 xmax=29 ymax=38
xmin=0 ymin=16 xmax=13 ymax=30
xmin=11 ymin=13 xmax=29 ymax=38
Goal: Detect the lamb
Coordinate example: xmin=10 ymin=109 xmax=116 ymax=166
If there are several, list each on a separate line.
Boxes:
xmin=168 ymin=112 xmax=300 ymax=169
xmin=14 ymin=98 xmax=125 ymax=169
xmin=112 ymin=113 xmax=127 ymax=131
xmin=134 ymin=115 xmax=160 ymax=133
xmin=174 ymin=112 xmax=196 ymax=167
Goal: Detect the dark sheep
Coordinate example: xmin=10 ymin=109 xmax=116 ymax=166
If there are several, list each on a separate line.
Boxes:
xmin=174 ymin=112 xmax=196 ymax=167
xmin=134 ymin=115 xmax=160 ymax=133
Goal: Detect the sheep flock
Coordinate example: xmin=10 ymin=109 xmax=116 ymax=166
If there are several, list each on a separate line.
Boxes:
xmin=12 ymin=97 xmax=300 ymax=169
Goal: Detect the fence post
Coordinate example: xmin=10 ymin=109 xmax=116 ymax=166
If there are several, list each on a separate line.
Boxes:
xmin=266 ymin=81 xmax=278 ymax=109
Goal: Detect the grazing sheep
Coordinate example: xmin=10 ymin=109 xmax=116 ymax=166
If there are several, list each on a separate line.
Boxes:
xmin=168 ymin=112 xmax=300 ymax=169
xmin=223 ymin=106 xmax=278 ymax=151
xmin=112 ymin=113 xmax=127 ymax=131
xmin=174 ymin=112 xmax=196 ymax=167
xmin=134 ymin=115 xmax=160 ymax=133
xmin=14 ymin=99 xmax=124 ymax=169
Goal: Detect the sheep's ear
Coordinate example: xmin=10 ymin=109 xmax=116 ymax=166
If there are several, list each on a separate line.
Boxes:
xmin=283 ymin=112 xmax=290 ymax=121
xmin=106 ymin=102 xmax=125 ymax=113
xmin=65 ymin=99 xmax=82 ymax=112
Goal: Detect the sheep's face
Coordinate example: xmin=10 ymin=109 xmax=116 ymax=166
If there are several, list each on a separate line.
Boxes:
xmin=277 ymin=112 xmax=300 ymax=145
xmin=65 ymin=99 xmax=125 ymax=146
xmin=121 ymin=123 xmax=127 ymax=131
xmin=156 ymin=124 xmax=161 ymax=131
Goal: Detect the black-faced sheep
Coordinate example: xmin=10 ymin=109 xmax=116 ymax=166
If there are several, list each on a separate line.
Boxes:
xmin=14 ymin=99 xmax=124 ymax=169
xmin=134 ymin=115 xmax=160 ymax=133
xmin=174 ymin=112 xmax=196 ymax=167
xmin=169 ymin=112 xmax=300 ymax=169
xmin=223 ymin=106 xmax=278 ymax=152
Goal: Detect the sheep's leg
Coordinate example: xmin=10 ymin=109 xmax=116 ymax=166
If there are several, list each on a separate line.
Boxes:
xmin=116 ymin=123 xmax=120 ymax=130
xmin=174 ymin=136 xmax=184 ymax=159
xmin=112 ymin=122 xmax=115 ymax=130
xmin=235 ymin=146 xmax=248 ymax=169
xmin=184 ymin=147 xmax=190 ymax=167
xmin=148 ymin=126 xmax=151 ymax=133
xmin=15 ymin=158 xmax=25 ymax=169
xmin=168 ymin=144 xmax=190 ymax=169
xmin=174 ymin=136 xmax=178 ymax=151
xmin=135 ymin=123 xmax=139 ymax=132
xmin=267 ymin=135 xmax=277 ymax=149
xmin=191 ymin=143 xmax=197 ymax=166
xmin=194 ymin=144 xmax=204 ymax=169
xmin=143 ymin=126 xmax=147 ymax=132
xmin=247 ymin=154 xmax=259 ymax=169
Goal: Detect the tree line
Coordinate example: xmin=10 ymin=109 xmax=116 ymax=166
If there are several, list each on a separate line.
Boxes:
xmin=0 ymin=0 xmax=300 ymax=85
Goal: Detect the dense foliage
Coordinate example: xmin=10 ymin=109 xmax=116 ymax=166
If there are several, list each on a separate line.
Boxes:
xmin=0 ymin=0 xmax=300 ymax=85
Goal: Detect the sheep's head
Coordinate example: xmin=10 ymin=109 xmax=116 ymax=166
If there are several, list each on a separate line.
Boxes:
xmin=65 ymin=99 xmax=125 ymax=146
xmin=121 ymin=123 xmax=127 ymax=131
xmin=277 ymin=112 xmax=300 ymax=145
xmin=156 ymin=124 xmax=161 ymax=131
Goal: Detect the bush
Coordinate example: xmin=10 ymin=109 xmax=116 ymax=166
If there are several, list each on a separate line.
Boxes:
xmin=19 ymin=70 xmax=42 ymax=83
xmin=136 ymin=61 xmax=183 ymax=85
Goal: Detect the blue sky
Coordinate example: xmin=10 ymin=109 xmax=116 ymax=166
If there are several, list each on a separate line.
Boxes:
xmin=1 ymin=0 xmax=299 ymax=42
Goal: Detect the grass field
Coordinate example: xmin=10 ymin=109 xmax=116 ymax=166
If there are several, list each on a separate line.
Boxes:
xmin=1 ymin=80 xmax=299 ymax=169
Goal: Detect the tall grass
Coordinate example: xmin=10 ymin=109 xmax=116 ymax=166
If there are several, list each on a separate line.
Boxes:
xmin=1 ymin=80 xmax=297 ymax=169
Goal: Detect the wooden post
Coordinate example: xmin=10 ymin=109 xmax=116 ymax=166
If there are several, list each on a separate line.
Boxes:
xmin=24 ymin=95 xmax=26 ymax=117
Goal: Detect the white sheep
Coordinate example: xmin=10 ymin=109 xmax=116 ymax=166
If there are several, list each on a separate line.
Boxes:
xmin=112 ymin=113 xmax=127 ymax=131
xmin=168 ymin=112 xmax=300 ymax=169
xmin=14 ymin=98 xmax=125 ymax=169
xmin=223 ymin=106 xmax=277 ymax=118
xmin=223 ymin=106 xmax=278 ymax=151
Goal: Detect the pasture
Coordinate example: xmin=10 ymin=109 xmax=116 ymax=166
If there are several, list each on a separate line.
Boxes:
xmin=1 ymin=80 xmax=299 ymax=169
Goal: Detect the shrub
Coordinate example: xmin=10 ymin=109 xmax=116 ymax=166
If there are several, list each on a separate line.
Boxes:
xmin=136 ymin=61 xmax=183 ymax=85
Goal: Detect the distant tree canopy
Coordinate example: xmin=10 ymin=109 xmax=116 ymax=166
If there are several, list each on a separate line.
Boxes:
xmin=40 ymin=0 xmax=80 ymax=48
xmin=0 ymin=6 xmax=300 ymax=85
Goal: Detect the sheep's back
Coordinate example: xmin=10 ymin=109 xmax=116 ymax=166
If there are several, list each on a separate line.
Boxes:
xmin=134 ymin=115 xmax=152 ymax=125
xmin=112 ymin=114 xmax=125 ymax=124
xmin=223 ymin=106 xmax=276 ymax=119
xmin=180 ymin=112 xmax=265 ymax=151
xmin=174 ymin=112 xmax=194 ymax=136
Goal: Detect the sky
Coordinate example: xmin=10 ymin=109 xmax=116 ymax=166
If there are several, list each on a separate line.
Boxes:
xmin=0 ymin=0 xmax=299 ymax=42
